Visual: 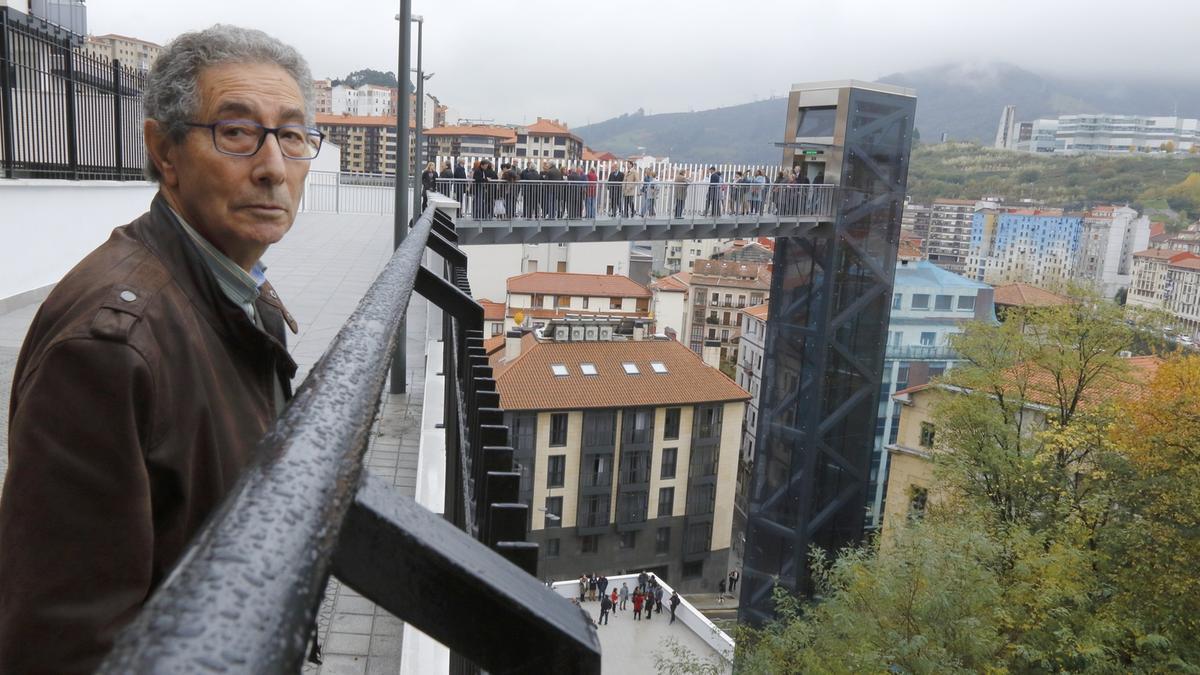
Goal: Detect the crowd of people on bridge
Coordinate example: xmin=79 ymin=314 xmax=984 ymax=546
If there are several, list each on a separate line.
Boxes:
xmin=418 ymin=159 xmax=829 ymax=222
xmin=573 ymin=571 xmax=682 ymax=627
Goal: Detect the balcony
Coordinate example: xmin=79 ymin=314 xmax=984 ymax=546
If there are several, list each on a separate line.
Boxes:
xmin=886 ymin=344 xmax=958 ymax=361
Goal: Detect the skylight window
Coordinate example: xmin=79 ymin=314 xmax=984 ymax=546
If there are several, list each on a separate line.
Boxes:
xmin=580 ymin=363 xmax=598 ymax=376
xmin=650 ymin=362 xmax=668 ymax=374
xmin=622 ymin=362 xmax=640 ymax=375
xmin=550 ymin=363 xmax=569 ymax=377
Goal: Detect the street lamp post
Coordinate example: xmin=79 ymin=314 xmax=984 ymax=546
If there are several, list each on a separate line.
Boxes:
xmin=390 ymin=0 xmax=412 ymax=395
xmin=413 ymin=15 xmax=423 ymax=170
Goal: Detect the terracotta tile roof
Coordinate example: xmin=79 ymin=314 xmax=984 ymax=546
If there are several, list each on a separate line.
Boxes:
xmin=1134 ymin=248 xmax=1198 ymax=262
xmin=483 ymin=334 xmax=506 ymax=356
xmin=495 ymin=338 xmax=749 ymax=411
xmin=316 ymin=113 xmax=414 ymax=129
xmin=478 ymin=298 xmax=506 ymax=321
xmin=650 ymin=272 xmax=690 ymax=292
xmin=507 ymin=307 xmax=650 ymax=320
xmin=743 ymin=304 xmax=769 ymax=320
xmin=423 ymin=124 xmax=517 ymax=141
xmin=507 ymin=272 xmax=650 ymax=298
xmin=932 ymin=198 xmax=978 ymax=206
xmin=1170 ymin=257 xmax=1200 ymax=271
xmin=582 ymin=147 xmax=619 ymax=161
xmin=1150 ymin=222 xmax=1167 ymax=237
xmin=992 ymin=283 xmax=1071 ymax=307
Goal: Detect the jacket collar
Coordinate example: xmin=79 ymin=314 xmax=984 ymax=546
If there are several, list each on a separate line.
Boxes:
xmin=132 ymin=193 xmax=298 ymax=382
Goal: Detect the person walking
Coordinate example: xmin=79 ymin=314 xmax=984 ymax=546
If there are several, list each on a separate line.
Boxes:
xmin=619 ymin=582 xmax=630 ymax=611
xmin=453 ymin=158 xmax=468 ymax=211
xmin=704 ymin=166 xmax=722 ymax=216
xmin=717 ymin=578 xmax=727 ymax=605
xmin=632 ymin=589 xmax=643 ymax=620
xmin=420 ymin=161 xmax=438 ymax=210
xmin=669 ymin=592 xmax=681 ymax=624
xmin=622 ymin=163 xmax=640 ymax=218
xmin=599 ymin=594 xmax=612 ymax=625
xmin=728 ymin=569 xmax=740 ymax=594
xmin=610 ymin=588 xmax=619 ymax=612
xmin=654 ymin=585 xmax=664 ymax=614
xmin=673 ymin=169 xmax=689 ymax=219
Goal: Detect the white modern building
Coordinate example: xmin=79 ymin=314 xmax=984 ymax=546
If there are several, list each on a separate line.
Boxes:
xmin=1015 ymin=114 xmax=1200 ymax=154
xmin=330 ymin=84 xmax=393 ymax=118
xmin=994 ymin=105 xmax=1017 ymax=149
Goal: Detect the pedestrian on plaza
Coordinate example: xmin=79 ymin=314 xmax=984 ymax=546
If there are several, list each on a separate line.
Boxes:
xmin=471 ymin=159 xmax=487 ymax=219
xmin=501 ymin=162 xmax=519 ymax=221
xmin=717 ymin=578 xmax=727 ymax=605
xmin=637 ymin=570 xmax=648 ymax=592
xmin=588 ymin=573 xmax=597 ymax=601
xmin=669 ymin=592 xmax=681 ymax=624
xmin=567 ymin=168 xmax=585 ymax=219
xmin=704 ymin=166 xmax=722 ymax=216
xmin=579 ymin=574 xmax=588 ymax=602
xmin=619 ymin=582 xmax=630 ymax=610
xmin=483 ymin=160 xmax=499 ymax=219
xmin=611 ymin=588 xmax=619 ymax=610
xmin=420 ymin=161 xmax=438 ymax=210
xmin=0 ymin=25 xmax=319 ymax=674
xmin=599 ymin=594 xmax=612 ymax=625
xmin=633 ymin=589 xmax=644 ymax=620
xmin=438 ymin=161 xmax=454 ymax=196
xmin=622 ymin=162 xmax=640 ymax=218
xmin=644 ymin=592 xmax=654 ymax=621
xmin=655 ymin=585 xmax=664 ymax=614
xmin=640 ymin=169 xmax=658 ymax=217
xmin=520 ymin=162 xmax=540 ymax=218
xmin=607 ymin=162 xmax=624 ymax=216
xmin=728 ymin=569 xmax=740 ymax=593
xmin=598 ymin=574 xmax=609 ymax=598
xmin=673 ymin=169 xmax=689 ymax=219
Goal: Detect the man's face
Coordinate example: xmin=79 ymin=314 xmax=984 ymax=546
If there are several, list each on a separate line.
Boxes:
xmin=148 ymin=62 xmax=309 ymax=270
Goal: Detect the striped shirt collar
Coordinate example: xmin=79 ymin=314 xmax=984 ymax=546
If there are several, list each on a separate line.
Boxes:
xmin=168 ymin=208 xmax=264 ymax=319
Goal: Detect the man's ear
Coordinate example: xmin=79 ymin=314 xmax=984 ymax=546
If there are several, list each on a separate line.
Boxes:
xmin=144 ymin=120 xmax=180 ymax=187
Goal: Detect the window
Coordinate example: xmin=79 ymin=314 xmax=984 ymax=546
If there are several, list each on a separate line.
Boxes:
xmin=658 ymin=487 xmax=675 ymax=517
xmin=655 ymin=527 xmax=671 ymax=554
xmin=547 ymin=455 xmax=565 ymax=488
xmin=908 ymin=486 xmax=929 ymax=521
xmin=892 ymin=293 xmax=902 ymax=310
xmin=557 ymin=295 xmax=570 ymax=307
xmin=583 ymin=454 xmax=612 ymax=487
xmin=721 ymin=329 xmax=729 ymax=341
xmin=920 ymin=421 xmax=936 ymax=449
xmin=544 ymin=496 xmax=563 ymax=527
xmin=724 ymin=293 xmax=732 ymax=307
xmin=660 ymin=447 xmax=677 ymax=479
xmin=697 ymin=405 xmax=722 ymax=439
xmin=620 ymin=450 xmax=651 ymax=484
xmin=546 ymin=538 xmax=560 ymax=557
xmin=491 ymin=323 xmax=502 ymax=336
xmin=664 ymin=408 xmax=681 ymax=439
xmin=710 ymin=292 xmax=719 ymax=304
xmin=550 ymin=413 xmax=568 ymax=446
xmin=581 ymin=535 xmax=599 ymax=554
xmin=911 ymin=294 xmax=930 ymax=309
xmin=650 ymin=361 xmax=668 ymax=374
xmin=610 ymin=297 xmax=622 ymax=309
xmin=582 ymin=297 xmax=589 ymax=309
xmin=580 ymin=363 xmax=598 ymax=376
xmin=957 ymin=295 xmax=976 ymax=311
xmin=619 ymin=531 xmax=637 ymax=549
xmin=934 ymin=295 xmax=952 ymax=311
xmin=550 ymin=363 xmax=568 ymax=377
xmin=920 ymin=332 xmax=936 ymax=346
xmin=682 ymin=560 xmax=703 ymax=578
xmin=622 ymin=362 xmax=640 ymax=375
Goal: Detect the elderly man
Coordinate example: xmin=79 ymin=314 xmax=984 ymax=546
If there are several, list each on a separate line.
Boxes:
xmin=0 ymin=25 xmax=319 ymax=674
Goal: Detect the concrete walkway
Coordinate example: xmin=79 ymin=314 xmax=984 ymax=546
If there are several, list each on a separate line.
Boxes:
xmin=0 ymin=211 xmax=424 ymax=675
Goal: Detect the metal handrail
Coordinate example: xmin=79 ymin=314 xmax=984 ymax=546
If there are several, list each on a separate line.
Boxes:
xmin=97 ymin=204 xmax=600 ymax=673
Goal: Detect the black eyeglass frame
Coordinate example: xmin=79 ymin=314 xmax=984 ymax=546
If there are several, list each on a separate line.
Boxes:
xmin=184 ymin=119 xmax=326 ymax=159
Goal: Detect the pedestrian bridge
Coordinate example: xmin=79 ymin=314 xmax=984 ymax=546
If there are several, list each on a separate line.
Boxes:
xmin=300 ymin=172 xmax=836 ymax=245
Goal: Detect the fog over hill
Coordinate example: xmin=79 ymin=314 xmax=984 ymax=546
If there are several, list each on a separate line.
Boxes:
xmin=574 ymin=63 xmax=1200 ymax=164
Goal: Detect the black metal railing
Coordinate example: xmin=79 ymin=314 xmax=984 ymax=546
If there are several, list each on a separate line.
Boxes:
xmin=96 ymin=202 xmax=600 ymax=673
xmin=1 ymin=7 xmax=147 ymax=180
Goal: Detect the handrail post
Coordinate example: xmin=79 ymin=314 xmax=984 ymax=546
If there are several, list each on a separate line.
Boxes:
xmin=111 ymin=59 xmax=122 ymax=176
xmin=0 ymin=9 xmax=14 ymax=178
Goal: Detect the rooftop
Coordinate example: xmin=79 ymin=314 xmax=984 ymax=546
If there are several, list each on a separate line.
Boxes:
xmin=478 ymin=298 xmax=506 ymax=321
xmin=424 ymin=124 xmax=517 ymax=140
xmin=1133 ymin=248 xmax=1196 ymax=261
xmin=316 ymin=113 xmax=414 ymax=129
xmin=690 ymin=261 xmax=770 ymax=290
xmin=894 ymin=259 xmax=991 ymax=290
xmin=495 ymin=338 xmax=748 ymax=411
xmin=992 ymin=282 xmax=1071 ymax=307
xmin=649 ymin=272 xmax=690 ymax=293
xmin=744 ymin=304 xmax=769 ymax=321
xmin=507 ymin=272 xmax=651 ymax=298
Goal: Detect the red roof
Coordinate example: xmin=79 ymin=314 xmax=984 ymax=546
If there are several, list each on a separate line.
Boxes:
xmin=992 ymin=283 xmax=1071 ymax=308
xmin=478 ymin=298 xmax=506 ymax=321
xmin=424 ymin=124 xmax=517 ymax=141
xmin=650 ymin=272 xmax=690 ymax=293
xmin=507 ymin=272 xmax=650 ymax=298
xmin=1134 ymin=249 xmax=1199 ymax=263
xmin=316 ymin=113 xmax=414 ymax=129
xmin=743 ymin=304 xmax=769 ymax=320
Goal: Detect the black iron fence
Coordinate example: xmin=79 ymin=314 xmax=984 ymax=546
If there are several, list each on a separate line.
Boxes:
xmin=0 ymin=7 xmax=147 ymax=180
xmin=95 ymin=203 xmax=601 ymax=673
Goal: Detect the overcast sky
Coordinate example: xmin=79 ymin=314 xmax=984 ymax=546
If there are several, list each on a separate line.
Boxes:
xmin=89 ymin=0 xmax=1198 ymax=128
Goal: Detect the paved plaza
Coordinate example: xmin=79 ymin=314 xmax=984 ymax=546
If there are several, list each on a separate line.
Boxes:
xmin=0 ymin=211 xmax=426 ymax=675
xmin=586 ymin=599 xmax=731 ymax=674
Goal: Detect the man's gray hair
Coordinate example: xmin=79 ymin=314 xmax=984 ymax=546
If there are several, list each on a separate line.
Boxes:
xmin=143 ymin=24 xmax=315 ymax=181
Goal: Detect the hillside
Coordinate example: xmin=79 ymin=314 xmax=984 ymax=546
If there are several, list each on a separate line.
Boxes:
xmin=907 ymin=142 xmax=1200 ymax=210
xmin=574 ymin=63 xmax=1200 ymax=161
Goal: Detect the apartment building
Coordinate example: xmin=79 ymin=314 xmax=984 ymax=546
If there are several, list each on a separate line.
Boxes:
xmin=925 ymin=199 xmax=978 ymax=274
xmin=684 ymin=260 xmax=770 ymax=364
xmin=656 ymin=238 xmax=732 ymax=276
xmin=735 ymin=304 xmax=768 ymax=465
xmin=315 ymin=114 xmax=415 ymax=174
xmin=424 ymin=125 xmax=517 ymax=161
xmin=505 ymin=272 xmax=651 ymax=332
xmin=495 ymin=319 xmax=749 ymax=590
xmin=1074 ymin=205 xmax=1151 ymax=298
xmin=330 ymin=84 xmax=392 ymax=118
xmin=649 ymin=272 xmax=690 ymax=341
xmin=1128 ymin=249 xmax=1200 ymax=339
xmin=82 ymin=33 xmax=162 ymax=71
xmin=902 ymin=201 xmax=932 ymax=243
xmin=968 ymin=207 xmax=1081 ymax=289
xmin=511 ymin=118 xmax=584 ymax=161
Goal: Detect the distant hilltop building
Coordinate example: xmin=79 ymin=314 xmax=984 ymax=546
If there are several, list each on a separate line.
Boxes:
xmin=998 ymin=106 xmax=1200 ymax=154
xmin=82 ymin=33 xmax=163 ymax=71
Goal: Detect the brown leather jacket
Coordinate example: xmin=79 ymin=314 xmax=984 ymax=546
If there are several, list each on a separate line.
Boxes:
xmin=0 ymin=193 xmax=298 ymax=674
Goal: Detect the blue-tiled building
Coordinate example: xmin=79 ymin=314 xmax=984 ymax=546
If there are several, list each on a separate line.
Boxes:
xmin=867 ymin=259 xmax=997 ymax=528
xmin=968 ymin=208 xmax=1083 ymax=289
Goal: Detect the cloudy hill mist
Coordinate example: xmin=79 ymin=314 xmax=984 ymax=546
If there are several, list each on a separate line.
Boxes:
xmin=573 ymin=63 xmax=1200 ymax=163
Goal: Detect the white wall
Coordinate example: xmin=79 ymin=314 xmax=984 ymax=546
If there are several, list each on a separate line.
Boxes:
xmin=565 ymin=241 xmax=632 ymax=276
xmin=0 ymin=180 xmax=159 ymax=302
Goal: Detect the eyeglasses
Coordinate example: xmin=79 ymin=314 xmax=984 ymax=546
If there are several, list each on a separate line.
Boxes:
xmin=185 ymin=119 xmax=325 ymax=159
